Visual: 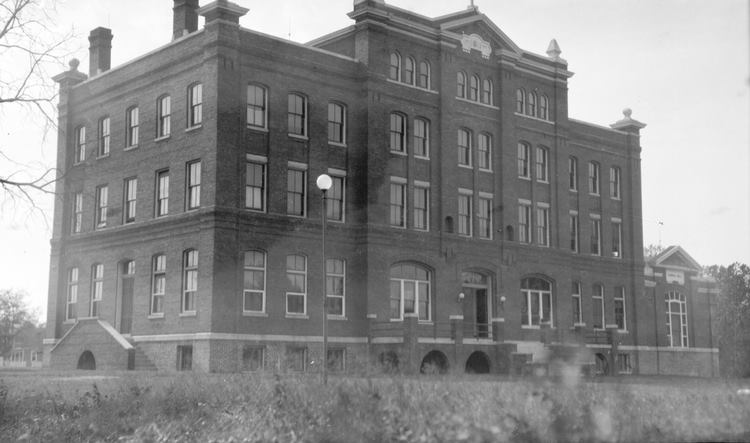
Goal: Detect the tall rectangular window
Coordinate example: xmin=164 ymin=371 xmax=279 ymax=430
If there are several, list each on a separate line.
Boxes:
xmin=326 ymin=258 xmax=345 ymax=317
xmin=75 ymin=126 xmax=86 ymax=163
xmin=390 ymin=180 xmax=406 ymax=228
xmin=66 ymin=267 xmax=78 ymax=321
xmin=457 ymin=192 xmax=472 ymax=236
xmin=243 ymin=250 xmax=266 ymax=313
xmin=90 ymin=264 xmax=103 ymax=317
xmin=413 ymin=185 xmax=429 ymax=231
xmin=614 ymin=286 xmax=626 ymax=330
xmin=151 ymin=254 xmax=166 ymax=315
xmin=177 ymin=345 xmax=192 ymax=371
xmin=572 ymin=282 xmax=582 ymax=325
xmin=591 ymin=217 xmax=601 ymax=255
xmin=188 ymin=83 xmax=202 ymax=127
xmin=413 ymin=118 xmax=429 ymax=158
xmin=536 ymin=147 xmax=548 ymax=182
xmin=186 ymin=161 xmax=201 ymax=210
xmin=124 ymin=178 xmax=137 ymax=224
xmin=182 ymin=249 xmax=198 ymax=313
xmin=569 ymin=157 xmax=578 ymax=191
xmin=390 ymin=113 xmax=406 ymax=153
xmin=95 ymin=185 xmax=108 ymax=229
xmin=612 ymin=220 xmax=622 ymax=258
xmin=610 ymin=166 xmax=621 ymax=199
xmin=126 ymin=106 xmax=139 ymax=147
xmin=518 ymin=203 xmax=531 ymax=243
xmin=478 ymin=196 xmax=492 ymax=239
xmin=156 ymin=170 xmax=169 ymax=217
xmin=97 ymin=117 xmax=110 ymax=157
xmin=247 ymin=84 xmax=267 ymax=129
xmin=328 ymin=102 xmax=346 ymax=144
xmin=245 ymin=160 xmax=266 ymax=211
xmin=285 ymin=255 xmax=307 ymax=315
xmin=518 ymin=143 xmax=530 ymax=178
xmin=72 ymin=192 xmax=83 ymax=234
xmin=536 ymin=205 xmax=550 ymax=246
xmin=593 ymin=284 xmax=604 ymax=329
xmin=457 ymin=129 xmax=471 ymax=167
xmin=477 ymin=133 xmax=491 ymax=170
xmin=157 ymin=95 xmax=171 ymax=138
xmin=588 ymin=162 xmax=600 ymax=195
xmin=288 ymin=93 xmax=307 ymax=137
xmin=569 ymin=212 xmax=579 ymax=253
xmin=286 ymin=168 xmax=306 ymax=217
xmin=326 ymin=175 xmax=345 ymax=222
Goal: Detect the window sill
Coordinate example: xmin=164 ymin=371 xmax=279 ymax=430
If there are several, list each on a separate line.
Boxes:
xmin=572 ymin=323 xmax=586 ymax=328
xmin=148 ymin=314 xmax=165 ymax=319
xmin=96 ymin=154 xmax=110 ymax=160
xmin=537 ymin=180 xmax=549 ymax=185
xmin=413 ymin=228 xmax=430 ymax=233
xmin=514 ymin=112 xmax=555 ymax=125
xmin=63 ymin=319 xmax=76 ymax=324
xmin=124 ymin=145 xmax=139 ymax=152
xmin=458 ymin=164 xmax=473 ymax=170
xmin=519 ymin=176 xmax=531 ymax=181
xmin=415 ymin=155 xmax=430 ymax=161
xmin=589 ymin=193 xmax=600 ymax=197
xmin=247 ymin=125 xmax=269 ymax=133
xmin=456 ymin=96 xmax=500 ymax=110
xmin=390 ymin=150 xmax=407 ymax=156
xmin=123 ymin=220 xmax=135 ymax=225
xmin=611 ymin=197 xmax=621 ymax=201
xmin=390 ymin=224 xmax=407 ymax=230
xmin=328 ymin=141 xmax=347 ymax=148
xmin=521 ymin=325 xmax=540 ymax=330
xmin=478 ymin=168 xmax=493 ymax=173
xmin=154 ymin=135 xmax=171 ymax=142
xmin=386 ymin=78 xmax=439 ymax=95
xmin=288 ymin=133 xmax=308 ymax=141
xmin=245 ymin=207 xmax=266 ymax=213
xmin=285 ymin=314 xmax=309 ymax=319
xmin=287 ymin=214 xmax=307 ymax=219
xmin=179 ymin=312 xmax=197 ymax=318
xmin=570 ymin=189 xmax=578 ymax=193
xmin=243 ymin=312 xmax=268 ymax=317
xmin=185 ymin=124 xmax=202 ymax=133
xmin=327 ymin=315 xmax=347 ymax=321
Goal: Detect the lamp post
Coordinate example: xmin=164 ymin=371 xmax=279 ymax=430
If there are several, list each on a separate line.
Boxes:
xmin=316 ymin=173 xmax=332 ymax=385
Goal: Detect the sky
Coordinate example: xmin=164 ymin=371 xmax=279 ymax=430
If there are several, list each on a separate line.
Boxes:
xmin=0 ymin=0 xmax=748 ymax=321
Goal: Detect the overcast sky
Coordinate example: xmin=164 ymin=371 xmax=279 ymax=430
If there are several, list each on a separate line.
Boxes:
xmin=1 ymin=0 xmax=748 ymax=320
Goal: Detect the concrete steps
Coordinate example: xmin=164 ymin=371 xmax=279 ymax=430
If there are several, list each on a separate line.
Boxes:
xmin=130 ymin=345 xmax=158 ymax=371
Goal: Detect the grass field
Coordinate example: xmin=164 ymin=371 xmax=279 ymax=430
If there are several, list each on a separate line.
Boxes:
xmin=1 ymin=370 xmax=749 ymax=442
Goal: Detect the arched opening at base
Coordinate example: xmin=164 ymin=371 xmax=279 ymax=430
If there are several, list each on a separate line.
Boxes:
xmin=420 ymin=350 xmax=449 ymax=374
xmin=378 ymin=351 xmax=399 ymax=373
xmin=77 ymin=350 xmax=96 ymax=370
xmin=465 ymin=351 xmax=491 ymax=374
xmin=595 ymin=353 xmax=609 ymax=375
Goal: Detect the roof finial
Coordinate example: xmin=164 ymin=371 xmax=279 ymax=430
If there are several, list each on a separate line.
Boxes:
xmin=468 ymin=0 xmax=478 ymax=10
xmin=546 ymin=39 xmax=561 ymax=60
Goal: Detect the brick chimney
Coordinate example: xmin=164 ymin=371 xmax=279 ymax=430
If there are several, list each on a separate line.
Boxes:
xmin=173 ymin=0 xmax=200 ymax=39
xmin=88 ymin=27 xmax=113 ymax=77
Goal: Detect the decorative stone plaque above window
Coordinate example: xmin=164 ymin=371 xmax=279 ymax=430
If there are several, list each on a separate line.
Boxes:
xmin=666 ymin=270 xmax=685 ymax=285
xmin=461 ymin=33 xmax=491 ymax=59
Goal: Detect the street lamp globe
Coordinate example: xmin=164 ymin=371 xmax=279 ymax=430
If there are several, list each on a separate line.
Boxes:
xmin=316 ymin=173 xmax=332 ymax=191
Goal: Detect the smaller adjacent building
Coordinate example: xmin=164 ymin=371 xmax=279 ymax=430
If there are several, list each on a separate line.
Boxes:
xmin=2 ymin=323 xmax=44 ymax=369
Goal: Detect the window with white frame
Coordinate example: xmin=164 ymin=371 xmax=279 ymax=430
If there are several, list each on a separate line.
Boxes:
xmin=390 ymin=179 xmax=406 ymax=228
xmin=469 ymin=75 xmax=479 ymax=101
xmin=187 ymin=83 xmax=202 ymax=127
xmin=326 ymin=258 xmax=345 ymax=317
xmin=404 ymin=57 xmax=415 ymax=85
xmin=74 ymin=125 xmax=86 ymax=163
xmin=518 ymin=142 xmax=530 ymax=178
xmin=66 ymin=267 xmax=78 ymax=321
xmin=247 ymin=84 xmax=267 ymax=129
xmin=478 ymin=133 xmax=491 ymax=170
xmin=610 ymin=166 xmax=621 ymax=199
xmin=569 ymin=212 xmax=579 ymax=253
xmin=518 ymin=202 xmax=531 ymax=243
xmin=72 ymin=192 xmax=83 ymax=234
xmin=413 ymin=118 xmax=429 ymax=158
xmin=328 ymin=102 xmax=346 ymax=145
xmin=243 ymin=250 xmax=266 ymax=313
xmin=572 ymin=281 xmax=582 ymax=325
xmin=614 ymin=286 xmax=626 ymax=330
xmin=157 ymin=95 xmax=171 ymax=138
xmin=413 ymin=184 xmax=429 ymax=231
xmin=457 ymin=72 xmax=467 ymax=98
xmin=526 ymin=91 xmax=537 ymax=116
xmin=285 ymin=254 xmax=307 ymax=315
xmin=90 ymin=263 xmax=103 ymax=317
xmin=592 ymin=284 xmax=604 ymax=329
xmin=418 ymin=60 xmax=430 ymax=89
xmin=97 ymin=116 xmax=110 ymax=157
xmin=182 ymin=249 xmax=198 ymax=313
xmin=589 ymin=161 xmax=600 ymax=195
xmin=287 ymin=167 xmax=306 ymax=217
xmin=389 ymin=52 xmax=401 ymax=81
xmin=126 ymin=106 xmax=139 ymax=147
xmin=569 ymin=156 xmax=578 ymax=191
xmin=516 ymin=89 xmax=525 ymax=113
xmin=536 ymin=146 xmax=549 ymax=182
xmin=245 ymin=159 xmax=266 ymax=211
xmin=326 ymin=175 xmax=344 ymax=222
xmin=389 ymin=113 xmax=406 ymax=153
xmin=478 ymin=195 xmax=492 ymax=239
xmin=536 ymin=204 xmax=550 ymax=247
xmin=95 ymin=185 xmax=108 ymax=229
xmin=156 ymin=170 xmax=169 ymax=217
xmin=186 ymin=161 xmax=201 ymax=210
xmin=287 ymin=93 xmax=307 ymax=137
xmin=612 ymin=220 xmax=622 ymax=258
xmin=481 ymin=79 xmax=493 ymax=105
xmin=458 ymin=191 xmax=472 ymax=236
xmin=151 ymin=254 xmax=166 ymax=315
xmin=666 ymin=291 xmax=688 ymax=347
xmin=521 ymin=277 xmax=552 ymax=327
xmin=390 ymin=263 xmax=430 ymax=321
xmin=124 ymin=177 xmax=137 ymax=224
xmin=457 ymin=128 xmax=471 ymax=167
xmin=590 ymin=216 xmax=601 ymax=255
xmin=539 ymin=95 xmax=549 ymax=120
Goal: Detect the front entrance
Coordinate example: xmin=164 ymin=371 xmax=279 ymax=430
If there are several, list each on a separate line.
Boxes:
xmin=462 ymin=272 xmax=491 ymax=339
xmin=119 ymin=261 xmax=135 ymax=334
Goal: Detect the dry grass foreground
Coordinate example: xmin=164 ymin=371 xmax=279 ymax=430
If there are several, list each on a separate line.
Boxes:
xmin=1 ymin=370 xmax=749 ymax=442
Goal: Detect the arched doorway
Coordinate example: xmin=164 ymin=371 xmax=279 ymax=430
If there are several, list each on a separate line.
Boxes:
xmin=465 ymin=351 xmax=491 ymax=374
xmin=77 ymin=350 xmax=96 ymax=370
xmin=378 ymin=351 xmax=399 ymax=373
xmin=461 ymin=271 xmax=491 ymax=338
xmin=595 ymin=353 xmax=609 ymax=375
xmin=420 ymin=350 xmax=449 ymax=374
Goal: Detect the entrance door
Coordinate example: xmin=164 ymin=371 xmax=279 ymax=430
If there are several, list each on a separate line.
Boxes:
xmin=462 ymin=287 xmax=490 ymax=338
xmin=120 ymin=261 xmax=135 ymax=334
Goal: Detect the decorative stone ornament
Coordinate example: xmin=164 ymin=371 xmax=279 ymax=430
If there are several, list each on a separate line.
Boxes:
xmin=460 ymin=33 xmax=491 ymax=59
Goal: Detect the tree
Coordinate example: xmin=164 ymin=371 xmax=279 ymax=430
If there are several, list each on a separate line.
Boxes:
xmin=0 ymin=0 xmax=72 ymax=207
xmin=706 ymin=262 xmax=750 ymax=377
xmin=643 ymin=243 xmax=664 ymax=260
xmin=0 ymin=288 xmax=38 ymax=359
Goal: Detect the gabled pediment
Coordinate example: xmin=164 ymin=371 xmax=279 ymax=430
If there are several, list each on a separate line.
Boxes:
xmin=439 ymin=13 xmax=521 ymax=55
xmin=652 ymin=246 xmax=702 ymax=272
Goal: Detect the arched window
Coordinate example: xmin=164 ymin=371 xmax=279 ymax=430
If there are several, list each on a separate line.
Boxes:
xmin=516 ymin=89 xmax=525 ymax=114
xmin=418 ymin=60 xmax=431 ymax=89
xmin=404 ymin=57 xmax=415 ymax=85
xmin=521 ymin=277 xmax=552 ymax=327
xmin=469 ymin=75 xmax=479 ymax=101
xmin=526 ymin=91 xmax=537 ymax=116
xmin=539 ymin=94 xmax=549 ymax=120
xmin=457 ymin=72 xmax=467 ymax=98
xmin=390 ymin=263 xmax=431 ymax=321
xmin=389 ymin=52 xmax=401 ymax=81
xmin=666 ymin=291 xmax=688 ymax=347
xmin=481 ymin=79 xmax=493 ymax=105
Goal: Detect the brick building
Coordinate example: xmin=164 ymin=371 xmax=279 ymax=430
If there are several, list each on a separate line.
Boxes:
xmin=44 ymin=0 xmax=718 ymax=376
